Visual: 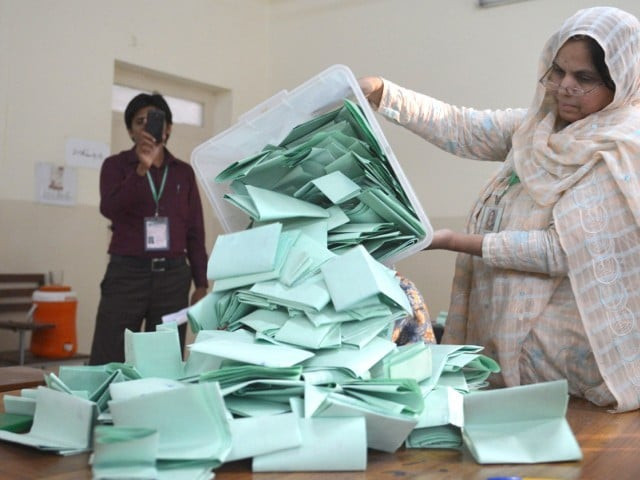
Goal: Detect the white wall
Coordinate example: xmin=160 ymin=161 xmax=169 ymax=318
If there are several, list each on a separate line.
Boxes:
xmin=2 ymin=0 xmax=640 ymax=353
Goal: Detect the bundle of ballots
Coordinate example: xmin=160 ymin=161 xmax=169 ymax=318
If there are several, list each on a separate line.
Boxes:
xmin=214 ymin=98 xmax=426 ymax=264
xmin=0 ymin=329 xmax=581 ymax=475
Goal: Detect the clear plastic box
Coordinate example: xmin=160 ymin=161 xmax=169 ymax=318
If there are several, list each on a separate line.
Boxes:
xmin=191 ymin=64 xmax=432 ymax=265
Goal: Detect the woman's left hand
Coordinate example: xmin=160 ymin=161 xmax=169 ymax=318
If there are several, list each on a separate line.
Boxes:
xmin=424 ymin=229 xmax=484 ymax=257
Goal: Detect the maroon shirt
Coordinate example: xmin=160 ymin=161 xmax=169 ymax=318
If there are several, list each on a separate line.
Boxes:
xmin=100 ymin=147 xmax=208 ymax=288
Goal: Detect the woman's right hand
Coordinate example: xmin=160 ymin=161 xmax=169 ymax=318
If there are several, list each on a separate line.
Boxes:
xmin=358 ymin=76 xmax=384 ymax=109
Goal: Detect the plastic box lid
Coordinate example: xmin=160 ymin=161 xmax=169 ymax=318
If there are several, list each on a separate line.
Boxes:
xmin=191 ymin=64 xmax=432 ymax=265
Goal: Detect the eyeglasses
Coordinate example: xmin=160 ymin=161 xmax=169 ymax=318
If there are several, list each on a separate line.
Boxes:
xmin=539 ymin=67 xmax=604 ymax=96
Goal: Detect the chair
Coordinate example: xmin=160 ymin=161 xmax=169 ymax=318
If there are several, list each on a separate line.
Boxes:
xmin=0 ymin=274 xmax=54 ymax=365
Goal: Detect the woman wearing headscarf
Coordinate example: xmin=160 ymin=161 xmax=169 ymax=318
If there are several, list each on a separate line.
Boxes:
xmin=360 ymin=6 xmax=640 ymax=412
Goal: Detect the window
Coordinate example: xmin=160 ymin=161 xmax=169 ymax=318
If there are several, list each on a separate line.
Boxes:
xmin=111 ymin=84 xmax=204 ymax=127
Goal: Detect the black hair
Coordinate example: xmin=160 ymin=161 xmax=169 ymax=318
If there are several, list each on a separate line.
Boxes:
xmin=569 ymin=35 xmax=616 ymax=93
xmin=124 ymin=92 xmax=173 ymax=130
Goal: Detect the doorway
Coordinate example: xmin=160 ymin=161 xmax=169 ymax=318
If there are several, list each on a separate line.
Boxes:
xmin=111 ymin=60 xmax=232 ymax=344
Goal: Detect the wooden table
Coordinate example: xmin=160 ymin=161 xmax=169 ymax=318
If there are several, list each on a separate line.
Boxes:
xmin=0 ymin=366 xmax=45 ymax=392
xmin=0 ymin=394 xmax=638 ymax=480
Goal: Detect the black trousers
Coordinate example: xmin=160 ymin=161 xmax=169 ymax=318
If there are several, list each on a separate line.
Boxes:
xmin=89 ymin=256 xmax=192 ymax=365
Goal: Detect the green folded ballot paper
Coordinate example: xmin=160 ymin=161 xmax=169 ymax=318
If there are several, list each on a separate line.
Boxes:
xmin=293 ymin=170 xmax=361 ymax=204
xmin=340 ymin=378 xmax=425 ymax=415
xmin=406 ymin=386 xmax=464 ymax=449
xmin=462 ymin=380 xmax=582 ymax=464
xmin=91 ymin=426 xmax=159 ymax=480
xmin=224 ymin=184 xmax=330 ymax=222
xmin=2 ymin=392 xmax=36 ymax=416
xmin=226 ymin=412 xmax=302 ymax=462
xmin=108 ymin=382 xmax=232 ymax=463
xmin=0 ymin=413 xmax=33 ymax=433
xmin=199 ymin=364 xmax=302 ymax=389
xmin=304 ymin=336 xmax=396 ymax=378
xmin=407 ymin=424 xmax=462 ymax=450
xmin=124 ymin=327 xmax=185 ymax=380
xmin=206 ymin=78 xmax=431 ymax=266
xmin=421 ymin=344 xmax=497 ymax=393
xmin=305 ymin=382 xmax=417 ymax=453
xmin=224 ymin=396 xmax=292 ymax=418
xmin=0 ymin=386 xmax=96 ymax=455
xmin=274 ymin=315 xmax=342 ymax=350
xmin=279 ymin=231 xmax=335 ymax=287
xmin=320 ymin=245 xmax=411 ymax=313
xmin=340 ymin=316 xmax=396 ymax=349
xmin=371 ymin=341 xmax=432 ymax=383
xmin=207 ymin=222 xmax=283 ymax=280
xmin=236 ymin=307 xmax=289 ymax=336
xmin=442 ymin=350 xmax=501 ymax=390
xmin=211 ymin=229 xmax=299 ymax=292
xmin=252 ymin=417 xmax=367 ymax=472
xmin=189 ymin=329 xmax=315 ymax=368
xmin=45 ymin=368 xmax=125 ymax=413
xmin=236 ymin=274 xmax=332 ymax=315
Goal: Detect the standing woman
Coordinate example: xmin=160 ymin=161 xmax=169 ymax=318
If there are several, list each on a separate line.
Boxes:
xmin=360 ymin=7 xmax=640 ymax=411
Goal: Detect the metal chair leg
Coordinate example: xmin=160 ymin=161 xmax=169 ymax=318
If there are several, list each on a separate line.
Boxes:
xmin=18 ymin=331 xmax=25 ymax=365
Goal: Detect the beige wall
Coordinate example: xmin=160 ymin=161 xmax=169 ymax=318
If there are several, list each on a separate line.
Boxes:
xmin=2 ymin=0 xmax=640 ymax=352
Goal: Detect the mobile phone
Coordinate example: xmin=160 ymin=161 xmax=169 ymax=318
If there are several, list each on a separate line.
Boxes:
xmin=145 ymin=109 xmax=165 ymax=144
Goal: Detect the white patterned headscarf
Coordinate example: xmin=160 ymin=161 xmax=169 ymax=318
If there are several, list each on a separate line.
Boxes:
xmin=513 ymin=7 xmax=640 ymax=209
xmin=512 ymin=7 xmax=640 ymax=411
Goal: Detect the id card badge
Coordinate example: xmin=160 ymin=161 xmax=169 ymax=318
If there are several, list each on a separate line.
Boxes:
xmin=480 ymin=206 xmax=503 ymax=234
xmin=144 ymin=216 xmax=170 ymax=251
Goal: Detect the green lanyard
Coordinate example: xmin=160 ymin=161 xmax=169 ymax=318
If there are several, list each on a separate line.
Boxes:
xmin=494 ymin=171 xmax=520 ymax=205
xmin=146 ymin=165 xmax=168 ymax=216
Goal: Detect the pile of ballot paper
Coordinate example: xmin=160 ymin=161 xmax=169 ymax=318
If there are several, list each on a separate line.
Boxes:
xmin=213 ymin=99 xmax=427 ymax=264
xmin=0 ymin=92 xmax=583 ymax=478
xmin=0 ymin=337 xmax=582 ymax=477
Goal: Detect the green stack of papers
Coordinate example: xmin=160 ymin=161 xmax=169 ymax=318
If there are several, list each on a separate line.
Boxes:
xmin=406 ymin=386 xmax=464 ymax=449
xmin=214 ymin=99 xmax=426 ymax=263
xmin=187 ymin=289 xmax=254 ymax=333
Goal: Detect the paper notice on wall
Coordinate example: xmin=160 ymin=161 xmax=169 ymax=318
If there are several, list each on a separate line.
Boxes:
xmin=35 ymin=162 xmax=77 ymax=206
xmin=65 ymin=137 xmax=109 ymax=169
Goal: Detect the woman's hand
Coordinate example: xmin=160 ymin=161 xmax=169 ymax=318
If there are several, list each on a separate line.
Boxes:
xmin=426 ymin=229 xmax=455 ymax=250
xmin=424 ymin=229 xmax=484 ymax=257
xmin=358 ymin=76 xmax=384 ymax=109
